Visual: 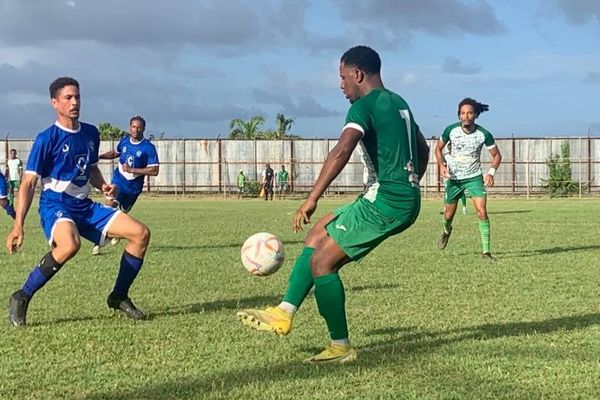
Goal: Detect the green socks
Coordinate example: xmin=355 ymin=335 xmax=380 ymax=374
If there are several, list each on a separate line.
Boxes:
xmin=314 ymin=273 xmax=348 ymax=340
xmin=479 ymin=219 xmax=491 ymax=253
xmin=282 ymin=247 xmax=315 ymax=308
xmin=443 ymin=217 xmax=453 ymax=234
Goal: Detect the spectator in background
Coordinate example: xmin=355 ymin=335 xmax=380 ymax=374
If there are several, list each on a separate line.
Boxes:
xmin=277 ymin=165 xmax=289 ymax=198
xmin=261 ymin=163 xmax=274 ymax=201
xmin=237 ymin=170 xmax=246 ymax=199
xmin=5 ymin=148 xmax=23 ymax=206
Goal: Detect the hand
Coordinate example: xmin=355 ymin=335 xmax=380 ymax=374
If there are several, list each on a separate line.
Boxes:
xmin=6 ymin=226 xmax=24 ymax=255
xmin=293 ymin=198 xmax=317 ymax=233
xmin=439 ymin=164 xmax=449 ymax=178
xmin=484 ymin=174 xmax=495 ymax=187
xmin=122 ymin=163 xmax=132 ymax=173
xmin=102 ymin=183 xmax=117 ymax=198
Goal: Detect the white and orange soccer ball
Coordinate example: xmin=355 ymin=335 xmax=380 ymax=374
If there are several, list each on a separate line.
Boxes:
xmin=241 ymin=232 xmax=285 ymax=276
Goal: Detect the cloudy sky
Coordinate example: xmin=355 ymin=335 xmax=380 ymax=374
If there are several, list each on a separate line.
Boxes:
xmin=0 ymin=0 xmax=599 ymax=138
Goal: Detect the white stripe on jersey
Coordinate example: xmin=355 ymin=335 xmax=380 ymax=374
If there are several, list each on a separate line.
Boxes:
xmin=343 ymin=122 xmax=365 ymax=137
xmin=41 ymin=177 xmax=90 ymax=199
xmin=117 ymin=163 xmax=142 ymax=180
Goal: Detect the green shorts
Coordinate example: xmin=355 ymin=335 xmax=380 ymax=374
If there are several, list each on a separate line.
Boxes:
xmin=325 ymin=196 xmax=420 ymax=261
xmin=9 ymin=180 xmax=19 ymax=190
xmin=445 ymin=175 xmax=485 ymax=205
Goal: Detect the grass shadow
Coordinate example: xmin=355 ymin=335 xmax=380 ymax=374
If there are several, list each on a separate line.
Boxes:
xmin=83 ymin=312 xmax=600 ymax=399
xmin=147 ymin=294 xmax=282 ymax=320
xmin=487 ymin=210 xmax=532 ymax=215
xmin=498 ymin=244 xmax=600 ymax=258
xmin=361 ymin=312 xmax=600 ymax=359
xmin=349 ymin=283 xmax=400 ymax=292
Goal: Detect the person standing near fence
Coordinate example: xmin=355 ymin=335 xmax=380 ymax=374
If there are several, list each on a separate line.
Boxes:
xmin=237 ymin=170 xmax=246 ymax=199
xmin=261 ymin=163 xmax=274 ymax=201
xmin=237 ymin=45 xmax=430 ymax=364
xmin=92 ymin=116 xmax=159 ymax=255
xmin=6 ymin=77 xmax=151 ymax=326
xmin=435 ymin=97 xmax=502 ymax=260
xmin=277 ymin=165 xmax=289 ymax=198
xmin=5 ymin=149 xmax=23 ymax=206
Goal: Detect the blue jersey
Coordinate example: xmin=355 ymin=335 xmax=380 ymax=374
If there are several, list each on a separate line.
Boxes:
xmin=112 ymin=136 xmax=159 ymax=195
xmin=26 ymin=122 xmax=100 ymax=208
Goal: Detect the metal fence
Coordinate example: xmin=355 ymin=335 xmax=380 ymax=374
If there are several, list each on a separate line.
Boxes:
xmin=3 ymin=137 xmax=599 ymax=197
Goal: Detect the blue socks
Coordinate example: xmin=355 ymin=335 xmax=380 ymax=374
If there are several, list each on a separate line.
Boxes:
xmin=3 ymin=202 xmax=15 ymax=219
xmin=21 ymin=252 xmax=63 ymax=298
xmin=112 ymin=251 xmax=144 ymax=298
xmin=22 ymin=267 xmax=48 ymax=298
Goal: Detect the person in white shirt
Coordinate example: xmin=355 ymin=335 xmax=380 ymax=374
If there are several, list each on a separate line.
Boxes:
xmin=5 ymin=148 xmax=23 ymax=206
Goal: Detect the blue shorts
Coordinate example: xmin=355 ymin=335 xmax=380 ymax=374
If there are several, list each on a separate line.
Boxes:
xmin=40 ymin=200 xmax=121 ymax=246
xmin=0 ymin=175 xmax=8 ymax=198
xmin=112 ymin=188 xmax=140 ymax=213
xmin=111 ymin=177 xmax=142 ymax=212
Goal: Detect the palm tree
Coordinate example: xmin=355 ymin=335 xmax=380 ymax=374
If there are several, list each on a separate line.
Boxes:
xmin=228 ymin=116 xmax=265 ymax=139
xmin=274 ymin=113 xmax=295 ymax=139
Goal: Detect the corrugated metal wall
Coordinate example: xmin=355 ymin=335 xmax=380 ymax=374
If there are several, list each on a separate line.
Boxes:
xmin=2 ymin=137 xmax=599 ymax=196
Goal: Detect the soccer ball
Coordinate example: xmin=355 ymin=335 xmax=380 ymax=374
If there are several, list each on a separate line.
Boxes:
xmin=241 ymin=232 xmax=285 ymax=276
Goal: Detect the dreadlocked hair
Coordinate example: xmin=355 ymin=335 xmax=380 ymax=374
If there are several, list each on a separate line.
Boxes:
xmin=458 ymin=98 xmax=489 ymax=117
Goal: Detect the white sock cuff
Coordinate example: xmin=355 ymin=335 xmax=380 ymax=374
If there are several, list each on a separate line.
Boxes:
xmin=278 ymin=301 xmax=297 ymax=315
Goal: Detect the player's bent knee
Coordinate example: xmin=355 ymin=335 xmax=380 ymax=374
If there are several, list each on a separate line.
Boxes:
xmin=55 ymin=237 xmax=81 ymax=260
xmin=129 ymin=222 xmax=150 ymax=246
xmin=305 ymin=228 xmax=327 ymax=248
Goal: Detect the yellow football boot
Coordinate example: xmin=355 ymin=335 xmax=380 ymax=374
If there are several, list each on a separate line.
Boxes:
xmin=305 ymin=343 xmax=357 ymax=364
xmin=236 ymin=306 xmax=292 ymax=336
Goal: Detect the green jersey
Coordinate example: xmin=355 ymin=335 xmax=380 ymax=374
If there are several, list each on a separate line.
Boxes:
xmin=441 ymin=122 xmax=496 ymax=180
xmin=237 ymin=173 xmax=246 ymax=188
xmin=277 ymin=169 xmax=288 ymax=183
xmin=345 ymin=87 xmax=421 ymax=216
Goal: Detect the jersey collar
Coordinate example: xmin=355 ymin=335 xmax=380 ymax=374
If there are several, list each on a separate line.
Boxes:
xmin=55 ymin=121 xmax=81 ymax=133
xmin=129 ymin=136 xmax=145 ymax=145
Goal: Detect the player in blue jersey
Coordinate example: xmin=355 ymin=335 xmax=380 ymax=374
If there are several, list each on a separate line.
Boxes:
xmin=0 ymin=174 xmax=16 ymax=220
xmin=5 ymin=77 xmax=151 ymax=327
xmin=91 ymin=116 xmax=159 ymax=255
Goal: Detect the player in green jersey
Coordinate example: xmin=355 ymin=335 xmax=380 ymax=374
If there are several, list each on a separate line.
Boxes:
xmin=237 ymin=46 xmax=430 ymax=364
xmin=435 ymin=98 xmax=502 ymax=260
xmin=276 ymin=165 xmax=289 ymax=198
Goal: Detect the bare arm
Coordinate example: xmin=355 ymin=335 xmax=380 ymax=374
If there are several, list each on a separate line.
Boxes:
xmin=434 ymin=139 xmax=449 ymax=178
xmin=99 ymin=150 xmax=119 ymax=160
xmin=122 ymin=164 xmax=159 ymax=176
xmin=484 ymin=146 xmax=502 ymax=187
xmin=489 ymin=146 xmax=502 ymax=170
xmin=293 ymin=127 xmax=362 ymax=231
xmin=6 ymin=173 xmax=37 ymax=254
xmin=89 ymin=164 xmax=117 ymax=197
xmin=416 ymin=130 xmax=430 ymax=180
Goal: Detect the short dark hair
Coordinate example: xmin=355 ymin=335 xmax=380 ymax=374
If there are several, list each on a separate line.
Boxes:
xmin=49 ymin=77 xmax=79 ymax=99
xmin=130 ymin=115 xmax=146 ymax=128
xmin=458 ymin=98 xmax=489 ymax=117
xmin=340 ymin=46 xmax=381 ymax=75
xmin=10 ymin=148 xmax=16 ymax=153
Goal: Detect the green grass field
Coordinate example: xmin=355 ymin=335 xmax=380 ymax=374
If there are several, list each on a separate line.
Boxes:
xmin=1 ymin=197 xmax=600 ymax=399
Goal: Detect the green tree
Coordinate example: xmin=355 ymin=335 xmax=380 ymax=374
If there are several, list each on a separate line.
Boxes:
xmin=542 ymin=143 xmax=582 ymax=197
xmin=98 ymin=122 xmax=126 ymax=140
xmin=274 ymin=113 xmax=295 ymax=139
xmin=228 ymin=116 xmax=265 ymax=139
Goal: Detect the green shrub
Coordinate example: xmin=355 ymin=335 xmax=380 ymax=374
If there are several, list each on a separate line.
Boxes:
xmin=542 ymin=143 xmax=582 ymax=197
